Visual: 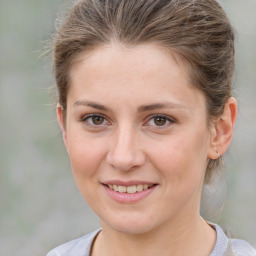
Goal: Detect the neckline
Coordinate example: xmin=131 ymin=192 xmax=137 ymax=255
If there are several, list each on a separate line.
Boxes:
xmin=87 ymin=223 xmax=228 ymax=256
xmin=208 ymin=223 xmax=229 ymax=256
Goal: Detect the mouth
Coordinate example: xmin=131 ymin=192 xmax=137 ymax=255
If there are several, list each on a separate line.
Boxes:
xmin=102 ymin=182 xmax=158 ymax=203
xmin=105 ymin=184 xmax=155 ymax=194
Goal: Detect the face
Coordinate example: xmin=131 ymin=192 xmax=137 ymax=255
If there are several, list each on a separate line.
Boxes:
xmin=59 ymin=43 xmax=215 ymax=235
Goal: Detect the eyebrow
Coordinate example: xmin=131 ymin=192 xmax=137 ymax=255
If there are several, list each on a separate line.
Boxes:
xmin=74 ymin=100 xmax=109 ymax=111
xmin=74 ymin=100 xmax=186 ymax=112
xmin=137 ymin=103 xmax=186 ymax=112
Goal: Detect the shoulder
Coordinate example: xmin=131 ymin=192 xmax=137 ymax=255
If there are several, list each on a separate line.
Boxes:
xmin=229 ymin=238 xmax=256 ymax=256
xmin=210 ymin=223 xmax=256 ymax=256
xmin=46 ymin=229 xmax=101 ymax=256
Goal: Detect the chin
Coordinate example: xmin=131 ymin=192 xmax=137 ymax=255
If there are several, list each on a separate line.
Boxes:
xmin=100 ymin=211 xmax=160 ymax=235
xmin=109 ymin=222 xmax=154 ymax=235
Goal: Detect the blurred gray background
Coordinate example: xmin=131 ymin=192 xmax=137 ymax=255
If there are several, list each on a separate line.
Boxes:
xmin=0 ymin=0 xmax=255 ymax=255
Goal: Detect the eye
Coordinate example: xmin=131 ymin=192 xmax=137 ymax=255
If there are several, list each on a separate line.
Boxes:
xmin=153 ymin=116 xmax=168 ymax=126
xmin=81 ymin=114 xmax=109 ymax=127
xmin=90 ymin=115 xmax=105 ymax=125
xmin=145 ymin=114 xmax=175 ymax=128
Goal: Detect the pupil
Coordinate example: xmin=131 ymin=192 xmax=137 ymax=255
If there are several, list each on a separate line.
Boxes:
xmin=92 ymin=116 xmax=104 ymax=125
xmin=154 ymin=117 xmax=166 ymax=126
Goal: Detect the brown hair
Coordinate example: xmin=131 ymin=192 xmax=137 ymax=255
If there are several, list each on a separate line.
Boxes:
xmin=53 ymin=0 xmax=235 ymax=183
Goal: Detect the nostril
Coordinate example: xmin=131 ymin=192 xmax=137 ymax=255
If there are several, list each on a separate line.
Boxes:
xmin=106 ymin=148 xmax=146 ymax=171
xmin=106 ymin=130 xmax=146 ymax=171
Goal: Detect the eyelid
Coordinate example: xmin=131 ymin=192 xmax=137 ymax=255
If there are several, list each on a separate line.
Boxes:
xmin=80 ymin=113 xmax=111 ymax=127
xmin=144 ymin=114 xmax=176 ymax=127
xmin=80 ymin=113 xmax=175 ymax=129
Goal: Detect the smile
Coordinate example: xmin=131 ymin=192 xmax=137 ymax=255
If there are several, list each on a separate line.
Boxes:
xmin=107 ymin=184 xmax=154 ymax=194
xmin=103 ymin=182 xmax=158 ymax=203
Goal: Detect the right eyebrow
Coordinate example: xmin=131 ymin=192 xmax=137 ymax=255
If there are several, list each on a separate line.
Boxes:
xmin=137 ymin=102 xmax=187 ymax=112
xmin=74 ymin=100 xmax=109 ymax=111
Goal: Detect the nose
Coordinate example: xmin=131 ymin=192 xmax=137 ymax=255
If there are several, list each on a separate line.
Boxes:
xmin=106 ymin=124 xmax=146 ymax=171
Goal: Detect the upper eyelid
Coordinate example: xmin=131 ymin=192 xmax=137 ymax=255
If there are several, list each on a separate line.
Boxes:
xmin=81 ymin=113 xmax=107 ymax=120
xmin=79 ymin=113 xmax=175 ymax=125
xmin=145 ymin=114 xmax=175 ymax=123
xmin=80 ymin=113 xmax=110 ymax=125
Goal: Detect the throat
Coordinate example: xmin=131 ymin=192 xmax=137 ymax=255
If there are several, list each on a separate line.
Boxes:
xmin=91 ymin=217 xmax=216 ymax=256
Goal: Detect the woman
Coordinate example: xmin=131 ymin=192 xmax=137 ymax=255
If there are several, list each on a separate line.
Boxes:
xmin=47 ymin=0 xmax=256 ymax=255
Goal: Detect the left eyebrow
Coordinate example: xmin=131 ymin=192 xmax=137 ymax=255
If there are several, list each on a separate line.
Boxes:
xmin=73 ymin=100 xmax=186 ymax=113
xmin=138 ymin=103 xmax=186 ymax=112
xmin=74 ymin=100 xmax=109 ymax=111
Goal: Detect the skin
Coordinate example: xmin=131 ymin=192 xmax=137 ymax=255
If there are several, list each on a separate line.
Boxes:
xmin=57 ymin=43 xmax=237 ymax=256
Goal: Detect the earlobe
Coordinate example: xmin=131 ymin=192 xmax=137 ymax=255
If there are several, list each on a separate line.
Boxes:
xmin=56 ymin=104 xmax=69 ymax=150
xmin=208 ymin=97 xmax=237 ymax=159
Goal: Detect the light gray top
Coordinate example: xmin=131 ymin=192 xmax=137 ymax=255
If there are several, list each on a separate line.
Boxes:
xmin=47 ymin=224 xmax=256 ymax=256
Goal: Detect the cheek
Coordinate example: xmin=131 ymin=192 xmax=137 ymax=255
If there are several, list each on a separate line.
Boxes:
xmin=149 ymin=130 xmax=209 ymax=183
xmin=67 ymin=132 xmax=106 ymax=178
xmin=66 ymin=134 xmax=108 ymax=206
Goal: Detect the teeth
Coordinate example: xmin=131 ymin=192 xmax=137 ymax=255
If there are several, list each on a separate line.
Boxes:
xmin=118 ymin=186 xmax=127 ymax=193
xmin=107 ymin=184 xmax=153 ymax=193
xmin=127 ymin=185 xmax=136 ymax=194
xmin=136 ymin=184 xmax=143 ymax=192
xmin=143 ymin=184 xmax=148 ymax=190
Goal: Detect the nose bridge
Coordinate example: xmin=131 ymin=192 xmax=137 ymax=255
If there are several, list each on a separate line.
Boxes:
xmin=106 ymin=122 xmax=145 ymax=171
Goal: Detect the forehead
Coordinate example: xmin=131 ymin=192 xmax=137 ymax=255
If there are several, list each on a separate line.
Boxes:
xmin=71 ymin=43 xmax=189 ymax=78
xmin=68 ymin=43 xmax=205 ymax=111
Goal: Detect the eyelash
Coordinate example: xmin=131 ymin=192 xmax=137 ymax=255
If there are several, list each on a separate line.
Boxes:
xmin=144 ymin=114 xmax=175 ymax=129
xmin=80 ymin=114 xmax=110 ymax=128
xmin=80 ymin=114 xmax=175 ymax=129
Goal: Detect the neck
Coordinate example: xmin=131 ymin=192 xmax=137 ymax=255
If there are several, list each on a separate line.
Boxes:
xmin=92 ymin=215 xmax=216 ymax=256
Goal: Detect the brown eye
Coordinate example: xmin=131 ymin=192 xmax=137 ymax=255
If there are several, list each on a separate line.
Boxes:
xmin=92 ymin=115 xmax=105 ymax=125
xmin=145 ymin=114 xmax=175 ymax=129
xmin=81 ymin=114 xmax=108 ymax=127
xmin=153 ymin=116 xmax=167 ymax=126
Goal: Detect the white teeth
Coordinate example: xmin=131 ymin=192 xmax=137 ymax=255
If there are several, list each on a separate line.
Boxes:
xmin=107 ymin=184 xmax=153 ymax=193
xmin=143 ymin=184 xmax=148 ymax=190
xmin=118 ymin=186 xmax=127 ymax=193
xmin=127 ymin=185 xmax=136 ymax=194
xmin=136 ymin=184 xmax=143 ymax=192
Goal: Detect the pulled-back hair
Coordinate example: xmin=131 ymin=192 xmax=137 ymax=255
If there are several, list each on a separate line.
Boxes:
xmin=53 ymin=0 xmax=235 ymax=183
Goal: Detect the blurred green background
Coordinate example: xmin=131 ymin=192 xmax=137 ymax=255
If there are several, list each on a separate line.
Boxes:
xmin=0 ymin=0 xmax=255 ymax=255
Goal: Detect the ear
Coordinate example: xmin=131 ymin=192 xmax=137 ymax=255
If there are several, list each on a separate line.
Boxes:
xmin=208 ymin=97 xmax=237 ymax=159
xmin=56 ymin=104 xmax=69 ymax=151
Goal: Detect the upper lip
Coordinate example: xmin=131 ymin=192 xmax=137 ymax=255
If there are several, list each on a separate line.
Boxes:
xmin=102 ymin=180 xmax=157 ymax=186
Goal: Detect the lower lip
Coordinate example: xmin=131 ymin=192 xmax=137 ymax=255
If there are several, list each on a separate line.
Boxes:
xmin=103 ymin=185 xmax=157 ymax=203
